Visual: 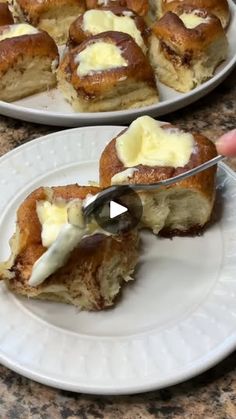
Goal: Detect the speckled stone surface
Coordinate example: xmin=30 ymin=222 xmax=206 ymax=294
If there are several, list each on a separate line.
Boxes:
xmin=0 ymin=69 xmax=235 ymax=419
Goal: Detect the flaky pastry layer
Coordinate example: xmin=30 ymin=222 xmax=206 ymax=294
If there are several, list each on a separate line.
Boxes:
xmin=0 ymin=185 xmax=139 ymax=310
xmin=0 ymin=28 xmax=58 ymax=101
xmin=149 ymin=9 xmax=228 ymax=91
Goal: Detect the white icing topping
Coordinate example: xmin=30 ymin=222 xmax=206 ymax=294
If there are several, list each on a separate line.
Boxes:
xmin=0 ymin=23 xmax=38 ymax=42
xmin=28 ymin=223 xmax=88 ymax=287
xmin=29 ymin=198 xmax=108 ymax=287
xmin=83 ymin=10 xmax=145 ymax=51
xmin=179 ymin=11 xmax=210 ymax=29
xmin=115 ymin=116 xmax=195 ymax=168
xmin=75 ymin=41 xmax=128 ymax=76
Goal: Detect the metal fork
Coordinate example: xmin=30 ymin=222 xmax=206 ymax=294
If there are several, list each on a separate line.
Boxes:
xmin=83 ymin=155 xmax=224 ymax=218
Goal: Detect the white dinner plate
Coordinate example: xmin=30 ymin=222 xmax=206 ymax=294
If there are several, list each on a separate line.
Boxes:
xmin=0 ymin=0 xmax=235 ymax=127
xmin=0 ymin=126 xmax=236 ymax=395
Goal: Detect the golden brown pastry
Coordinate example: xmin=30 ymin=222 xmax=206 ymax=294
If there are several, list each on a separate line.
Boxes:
xmin=86 ymin=0 xmax=149 ymax=17
xmin=99 ymin=115 xmax=217 ymax=236
xmin=0 ymin=2 xmax=14 ymax=26
xmin=161 ymin=0 xmax=230 ymax=29
xmin=11 ymin=0 xmax=86 ymax=44
xmin=57 ymin=31 xmax=158 ymax=112
xmin=0 ymin=185 xmax=139 ymax=310
xmin=149 ymin=7 xmax=228 ymax=92
xmin=68 ymin=7 xmax=150 ymax=52
xmin=0 ymin=23 xmax=59 ymax=102
xmin=148 ymin=0 xmax=162 ymax=20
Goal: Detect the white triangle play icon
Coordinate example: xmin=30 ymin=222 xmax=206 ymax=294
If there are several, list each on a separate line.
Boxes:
xmin=110 ymin=200 xmax=128 ymax=219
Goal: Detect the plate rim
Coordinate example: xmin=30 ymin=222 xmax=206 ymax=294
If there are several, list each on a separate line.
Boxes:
xmin=0 ymin=0 xmax=235 ymax=126
xmin=0 ymin=126 xmax=236 ymax=395
xmin=0 ymin=332 xmax=236 ymax=395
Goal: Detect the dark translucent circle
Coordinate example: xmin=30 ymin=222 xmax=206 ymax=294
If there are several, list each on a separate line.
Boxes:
xmin=92 ymin=185 xmax=143 ymax=234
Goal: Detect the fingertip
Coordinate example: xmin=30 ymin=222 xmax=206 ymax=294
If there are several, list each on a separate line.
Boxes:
xmin=216 ymin=129 xmax=236 ymax=157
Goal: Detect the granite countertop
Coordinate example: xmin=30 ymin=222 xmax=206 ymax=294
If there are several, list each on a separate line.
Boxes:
xmin=0 ymin=69 xmax=235 ymax=419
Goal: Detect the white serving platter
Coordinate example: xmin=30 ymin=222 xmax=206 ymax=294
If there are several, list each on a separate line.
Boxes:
xmin=0 ymin=0 xmax=235 ymax=126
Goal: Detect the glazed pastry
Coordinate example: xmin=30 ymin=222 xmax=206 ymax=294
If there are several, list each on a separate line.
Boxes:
xmin=0 ymin=2 xmax=14 ymax=26
xmin=57 ymin=31 xmax=158 ymax=112
xmin=0 ymin=23 xmax=58 ymax=102
xmin=149 ymin=7 xmax=228 ymax=92
xmin=11 ymin=0 xmax=86 ymax=44
xmin=85 ymin=0 xmax=149 ymax=17
xmin=68 ymin=7 xmax=149 ymax=53
xmin=0 ymin=185 xmax=139 ymax=310
xmin=160 ymin=0 xmax=230 ymax=29
xmin=99 ymin=115 xmax=217 ymax=236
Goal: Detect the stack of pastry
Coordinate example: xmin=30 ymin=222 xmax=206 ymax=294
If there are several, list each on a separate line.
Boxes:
xmin=0 ymin=116 xmax=218 ymax=310
xmin=0 ymin=0 xmax=230 ymax=107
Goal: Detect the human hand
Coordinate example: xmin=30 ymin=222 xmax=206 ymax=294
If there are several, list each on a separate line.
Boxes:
xmin=215 ymin=129 xmax=236 ymax=157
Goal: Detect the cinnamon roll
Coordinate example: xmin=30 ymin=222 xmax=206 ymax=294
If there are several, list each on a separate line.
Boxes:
xmin=57 ymin=31 xmax=158 ymax=112
xmin=149 ymin=7 xmax=228 ymax=92
xmin=99 ymin=115 xmax=217 ymax=236
xmin=68 ymin=7 xmax=149 ymax=53
xmin=11 ymin=0 xmax=86 ymax=44
xmin=161 ymin=0 xmax=230 ymax=29
xmin=0 ymin=185 xmax=139 ymax=310
xmin=0 ymin=23 xmax=58 ymax=102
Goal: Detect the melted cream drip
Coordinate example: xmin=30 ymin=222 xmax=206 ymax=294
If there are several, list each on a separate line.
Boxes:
xmin=115 ymin=116 xmax=195 ymax=168
xmin=0 ymin=24 xmax=38 ymax=42
xmin=179 ymin=12 xmax=209 ymax=29
xmin=29 ymin=199 xmax=106 ymax=287
xmin=83 ymin=10 xmax=145 ymax=51
xmin=28 ymin=223 xmax=88 ymax=287
xmin=75 ymin=41 xmax=128 ymax=76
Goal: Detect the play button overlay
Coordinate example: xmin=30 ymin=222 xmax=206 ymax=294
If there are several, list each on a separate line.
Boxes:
xmin=110 ymin=200 xmax=128 ymax=219
xmin=91 ymin=185 xmax=143 ymax=234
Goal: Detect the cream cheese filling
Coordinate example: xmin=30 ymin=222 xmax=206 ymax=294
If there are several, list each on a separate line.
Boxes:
xmin=179 ymin=12 xmax=209 ymax=29
xmin=37 ymin=200 xmax=69 ymax=248
xmin=75 ymin=41 xmax=128 ymax=76
xmin=29 ymin=198 xmax=106 ymax=287
xmin=115 ymin=116 xmax=195 ymax=168
xmin=29 ymin=223 xmax=88 ymax=287
xmin=0 ymin=23 xmax=39 ymax=42
xmin=83 ymin=10 xmax=145 ymax=51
